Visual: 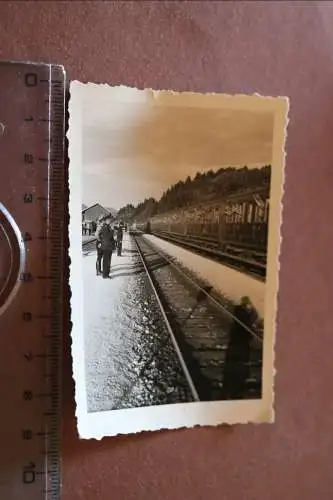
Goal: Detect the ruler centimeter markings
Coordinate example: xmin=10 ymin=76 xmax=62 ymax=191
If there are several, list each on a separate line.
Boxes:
xmin=0 ymin=62 xmax=66 ymax=500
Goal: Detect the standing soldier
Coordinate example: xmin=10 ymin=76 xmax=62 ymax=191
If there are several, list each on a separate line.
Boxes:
xmin=95 ymin=216 xmax=105 ymax=275
xmin=116 ymin=224 xmax=123 ymax=256
xmin=99 ymin=217 xmax=115 ymax=278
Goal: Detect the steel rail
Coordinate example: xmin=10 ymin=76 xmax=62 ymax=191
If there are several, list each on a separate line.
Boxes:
xmin=134 ymin=236 xmax=200 ymax=403
xmin=140 ymin=235 xmax=263 ymax=343
xmin=151 ymin=230 xmax=266 ymax=279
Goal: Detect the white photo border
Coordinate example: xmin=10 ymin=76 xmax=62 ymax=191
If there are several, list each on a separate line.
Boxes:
xmin=68 ymin=82 xmax=289 ymax=439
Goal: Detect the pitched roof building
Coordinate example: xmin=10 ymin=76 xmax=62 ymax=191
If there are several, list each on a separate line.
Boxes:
xmin=82 ymin=203 xmax=114 ymax=223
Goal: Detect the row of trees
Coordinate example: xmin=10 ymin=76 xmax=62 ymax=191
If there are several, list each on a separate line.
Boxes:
xmin=117 ymin=165 xmax=271 ymax=222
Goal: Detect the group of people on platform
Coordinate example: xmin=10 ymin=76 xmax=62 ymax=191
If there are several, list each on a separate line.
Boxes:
xmin=82 ymin=220 xmax=96 ymax=236
xmin=95 ymin=216 xmax=125 ymax=279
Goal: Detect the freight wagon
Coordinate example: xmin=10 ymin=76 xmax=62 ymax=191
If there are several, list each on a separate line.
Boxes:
xmin=136 ymin=186 xmax=270 ymax=266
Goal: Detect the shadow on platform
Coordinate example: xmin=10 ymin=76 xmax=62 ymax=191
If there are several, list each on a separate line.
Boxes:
xmin=109 ymin=268 xmax=145 ymax=279
xmin=122 ymin=248 xmax=138 ymax=254
xmin=110 ymin=263 xmax=143 ymax=273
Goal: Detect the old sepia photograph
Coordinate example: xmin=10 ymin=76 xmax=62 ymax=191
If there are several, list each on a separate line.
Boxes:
xmin=68 ymin=83 xmax=288 ymax=438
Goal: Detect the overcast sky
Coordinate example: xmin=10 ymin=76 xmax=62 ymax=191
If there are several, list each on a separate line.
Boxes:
xmin=81 ymin=85 xmax=274 ymax=210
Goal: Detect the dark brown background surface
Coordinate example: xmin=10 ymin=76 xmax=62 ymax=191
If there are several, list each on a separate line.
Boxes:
xmin=1 ymin=1 xmax=333 ymax=499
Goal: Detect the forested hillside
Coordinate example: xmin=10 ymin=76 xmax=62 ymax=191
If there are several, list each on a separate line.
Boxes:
xmin=117 ymin=165 xmax=271 ymax=222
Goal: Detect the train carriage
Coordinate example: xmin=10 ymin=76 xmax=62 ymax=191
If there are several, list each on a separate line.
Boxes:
xmin=136 ymin=185 xmax=270 ymax=266
xmin=220 ymin=187 xmax=270 ymax=251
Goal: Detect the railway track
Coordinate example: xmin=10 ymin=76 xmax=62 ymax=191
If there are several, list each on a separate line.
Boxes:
xmin=134 ymin=236 xmax=200 ymax=403
xmin=133 ymin=234 xmax=263 ymax=402
xmin=145 ymin=230 xmax=267 ymax=281
xmin=82 ymin=236 xmax=97 ymax=253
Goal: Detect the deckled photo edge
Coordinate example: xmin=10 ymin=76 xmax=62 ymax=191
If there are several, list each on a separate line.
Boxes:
xmin=68 ymin=83 xmax=89 ymax=430
xmin=261 ymin=96 xmax=289 ymax=423
xmin=69 ymin=79 xmax=287 ymax=109
xmin=67 ymin=82 xmax=289 ymax=439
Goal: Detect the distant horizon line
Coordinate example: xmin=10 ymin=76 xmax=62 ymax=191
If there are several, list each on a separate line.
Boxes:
xmin=83 ymin=163 xmax=271 ymax=212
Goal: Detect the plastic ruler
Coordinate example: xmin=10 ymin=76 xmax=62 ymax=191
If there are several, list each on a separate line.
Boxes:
xmin=0 ymin=61 xmax=66 ymax=499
